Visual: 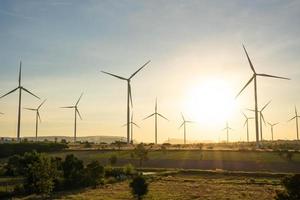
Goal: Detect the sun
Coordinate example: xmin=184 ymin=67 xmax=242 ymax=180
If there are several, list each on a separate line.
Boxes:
xmin=184 ymin=78 xmax=237 ymax=126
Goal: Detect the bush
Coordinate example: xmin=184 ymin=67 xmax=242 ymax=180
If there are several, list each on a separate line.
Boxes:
xmin=123 ymin=164 xmax=135 ymax=175
xmin=275 ymin=174 xmax=300 ymax=200
xmin=24 ymin=154 xmax=59 ymax=195
xmin=83 ymin=161 xmax=104 ymax=188
xmin=62 ymin=154 xmax=84 ymax=188
xmin=130 ymin=175 xmax=148 ymax=200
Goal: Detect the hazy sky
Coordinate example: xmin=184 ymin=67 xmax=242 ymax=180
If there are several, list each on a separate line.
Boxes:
xmin=0 ymin=0 xmax=299 ymax=143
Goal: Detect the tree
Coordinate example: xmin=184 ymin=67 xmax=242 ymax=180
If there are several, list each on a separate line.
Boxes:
xmin=24 ymin=154 xmax=58 ymax=195
xmin=83 ymin=161 xmax=104 ymax=188
xmin=133 ymin=143 xmax=149 ymax=167
xmin=275 ymin=174 xmax=300 ymax=200
xmin=62 ymin=154 xmax=84 ymax=187
xmin=129 ymin=175 xmax=148 ymax=200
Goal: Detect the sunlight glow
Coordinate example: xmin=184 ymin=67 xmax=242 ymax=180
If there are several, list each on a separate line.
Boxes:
xmin=184 ymin=78 xmax=237 ymax=126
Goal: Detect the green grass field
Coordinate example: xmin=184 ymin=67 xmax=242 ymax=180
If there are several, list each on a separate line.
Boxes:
xmin=48 ymin=149 xmax=300 ymax=163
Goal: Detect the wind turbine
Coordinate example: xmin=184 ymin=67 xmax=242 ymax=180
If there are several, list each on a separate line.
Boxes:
xmin=122 ymin=113 xmax=140 ymax=144
xmin=248 ymin=100 xmax=271 ymax=141
xmin=101 ymin=60 xmax=151 ymax=144
xmin=242 ymin=112 xmax=253 ymax=142
xmin=288 ymin=106 xmax=300 ymax=140
xmin=236 ymin=45 xmax=289 ymax=147
xmin=61 ymin=93 xmax=83 ymax=143
xmin=0 ymin=61 xmax=40 ymax=141
xmin=24 ymin=99 xmax=46 ymax=141
xmin=179 ymin=113 xmax=194 ymax=144
xmin=222 ymin=122 xmax=233 ymax=143
xmin=267 ymin=122 xmax=279 ymax=141
xmin=143 ymin=99 xmax=168 ymax=144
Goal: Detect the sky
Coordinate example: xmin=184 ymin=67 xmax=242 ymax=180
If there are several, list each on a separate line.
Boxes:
xmin=0 ymin=0 xmax=300 ymax=143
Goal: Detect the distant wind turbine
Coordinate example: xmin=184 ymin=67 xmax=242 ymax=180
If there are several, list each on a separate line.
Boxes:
xmin=101 ymin=60 xmax=151 ymax=144
xmin=242 ymin=112 xmax=253 ymax=142
xmin=143 ymin=99 xmax=168 ymax=144
xmin=61 ymin=93 xmax=83 ymax=143
xmin=248 ymin=100 xmax=271 ymax=141
xmin=236 ymin=45 xmax=290 ymax=147
xmin=179 ymin=113 xmax=194 ymax=144
xmin=267 ymin=122 xmax=279 ymax=141
xmin=123 ymin=113 xmax=140 ymax=144
xmin=24 ymin=99 xmax=46 ymax=141
xmin=222 ymin=122 xmax=233 ymax=143
xmin=0 ymin=61 xmax=40 ymax=141
xmin=288 ymin=106 xmax=300 ymax=140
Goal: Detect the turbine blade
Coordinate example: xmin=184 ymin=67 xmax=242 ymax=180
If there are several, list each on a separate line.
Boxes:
xmin=247 ymin=109 xmax=255 ymax=112
xmin=129 ymin=60 xmax=151 ymax=79
xmin=37 ymin=111 xmax=42 ymax=123
xmin=19 ymin=61 xmax=22 ymax=86
xmin=132 ymin=122 xmax=140 ymax=128
xmin=143 ymin=113 xmax=155 ymax=120
xmin=101 ymin=71 xmax=127 ymax=80
xmin=236 ymin=76 xmax=254 ymax=98
xmin=24 ymin=108 xmax=36 ymax=111
xmin=0 ymin=87 xmax=19 ymax=99
xmin=61 ymin=106 xmax=75 ymax=108
xmin=243 ymin=119 xmax=247 ymax=127
xmin=76 ymin=108 xmax=82 ymax=120
xmin=261 ymin=100 xmax=272 ymax=111
xmin=21 ymin=87 xmax=40 ymax=99
xmin=179 ymin=122 xmax=184 ymax=129
xmin=288 ymin=116 xmax=296 ymax=122
xmin=76 ymin=93 xmax=83 ymax=106
xmin=158 ymin=113 xmax=168 ymax=121
xmin=121 ymin=123 xmax=128 ymax=127
xmin=241 ymin=111 xmax=247 ymax=119
xmin=129 ymin=84 xmax=133 ymax=107
xmin=38 ymin=99 xmax=47 ymax=109
xmin=242 ymin=45 xmax=256 ymax=73
xmin=257 ymin=74 xmax=290 ymax=80
xmin=261 ymin=113 xmax=266 ymax=126
xmin=295 ymin=106 xmax=298 ymax=116
xmin=181 ymin=112 xmax=185 ymax=121
xmin=186 ymin=120 xmax=195 ymax=123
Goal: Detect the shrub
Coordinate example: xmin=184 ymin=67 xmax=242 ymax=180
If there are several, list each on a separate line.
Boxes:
xmin=129 ymin=175 xmax=148 ymax=200
xmin=124 ymin=164 xmax=135 ymax=175
xmin=62 ymin=154 xmax=84 ymax=188
xmin=83 ymin=161 xmax=105 ymax=188
xmin=275 ymin=174 xmax=300 ymax=200
xmin=24 ymin=154 xmax=59 ymax=195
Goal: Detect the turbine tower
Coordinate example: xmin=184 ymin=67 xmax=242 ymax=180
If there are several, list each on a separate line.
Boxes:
xmin=242 ymin=112 xmax=253 ymax=142
xmin=236 ymin=45 xmax=289 ymax=147
xmin=143 ymin=99 xmax=168 ymax=144
xmin=288 ymin=106 xmax=300 ymax=140
xmin=248 ymin=100 xmax=271 ymax=141
xmin=179 ymin=113 xmax=194 ymax=144
xmin=0 ymin=61 xmax=40 ymax=141
xmin=222 ymin=122 xmax=233 ymax=143
xmin=101 ymin=60 xmax=151 ymax=144
xmin=123 ymin=113 xmax=140 ymax=144
xmin=24 ymin=99 xmax=46 ymax=141
xmin=267 ymin=122 xmax=279 ymax=141
xmin=61 ymin=93 xmax=83 ymax=143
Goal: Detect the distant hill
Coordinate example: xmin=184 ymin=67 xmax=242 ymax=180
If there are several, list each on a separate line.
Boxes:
xmin=163 ymin=138 xmax=215 ymax=144
xmin=1 ymin=136 xmax=127 ymax=144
